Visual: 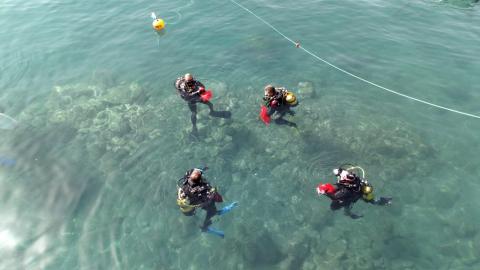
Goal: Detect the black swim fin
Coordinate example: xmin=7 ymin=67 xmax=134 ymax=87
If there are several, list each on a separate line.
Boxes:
xmin=377 ymin=197 xmax=392 ymax=205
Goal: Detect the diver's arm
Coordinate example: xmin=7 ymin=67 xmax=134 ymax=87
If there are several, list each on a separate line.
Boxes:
xmin=203 ymin=181 xmax=213 ymax=195
xmin=186 ymin=90 xmax=201 ymax=98
xmin=176 ymin=81 xmax=204 ymax=98
xmin=179 ymin=181 xmax=193 ymax=198
xmin=175 ymin=79 xmax=191 ymax=98
xmin=174 ymin=77 xmax=183 ymax=90
xmin=177 ymin=187 xmax=187 ymax=200
xmin=200 ymin=181 xmax=218 ymax=202
xmin=330 ymin=188 xmax=349 ymax=201
xmin=262 ymin=96 xmax=270 ymax=106
xmin=267 ymin=106 xmax=275 ymax=116
xmin=183 ymin=84 xmax=203 ymax=98
xmin=196 ymin=81 xmax=205 ymax=90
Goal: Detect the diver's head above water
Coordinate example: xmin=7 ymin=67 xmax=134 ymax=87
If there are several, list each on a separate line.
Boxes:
xmin=189 ymin=168 xmax=203 ymax=182
xmin=264 ymin=84 xmax=276 ymax=97
xmin=184 ymin=73 xmax=195 ymax=87
xmin=184 ymin=73 xmax=194 ymax=81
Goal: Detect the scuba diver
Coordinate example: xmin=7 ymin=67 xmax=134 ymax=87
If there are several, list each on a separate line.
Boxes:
xmin=176 ymin=167 xmax=238 ymax=238
xmin=174 ymin=73 xmax=231 ymax=136
xmin=260 ymin=84 xmax=298 ymax=127
xmin=316 ymin=165 xmax=392 ymax=219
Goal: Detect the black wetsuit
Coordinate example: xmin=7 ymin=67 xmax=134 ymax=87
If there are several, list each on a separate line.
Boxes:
xmin=327 ymin=184 xmax=363 ymax=215
xmin=178 ymin=171 xmax=218 ymax=230
xmin=327 ymin=177 xmax=391 ymax=219
xmin=174 ymin=77 xmax=230 ymax=135
xmin=263 ymin=87 xmax=296 ymax=127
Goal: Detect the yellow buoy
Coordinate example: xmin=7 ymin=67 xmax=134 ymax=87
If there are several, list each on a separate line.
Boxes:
xmin=152 ymin=18 xmax=165 ymax=31
xmin=285 ymin=91 xmax=298 ymax=106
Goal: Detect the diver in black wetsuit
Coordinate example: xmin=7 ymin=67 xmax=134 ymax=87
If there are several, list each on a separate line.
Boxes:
xmin=177 ymin=168 xmax=223 ymax=230
xmin=317 ymin=167 xmax=392 ymax=219
xmin=177 ymin=168 xmax=238 ymax=236
xmin=262 ymin=84 xmax=297 ymax=127
xmin=174 ymin=73 xmax=231 ymax=136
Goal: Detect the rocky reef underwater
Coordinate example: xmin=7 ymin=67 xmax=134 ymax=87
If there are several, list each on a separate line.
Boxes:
xmin=1 ymin=78 xmax=479 ymax=270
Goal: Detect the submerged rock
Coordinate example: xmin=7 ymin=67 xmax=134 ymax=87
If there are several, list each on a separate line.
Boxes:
xmin=240 ymin=231 xmax=284 ymax=266
xmin=18 ymin=82 xmax=164 ymax=161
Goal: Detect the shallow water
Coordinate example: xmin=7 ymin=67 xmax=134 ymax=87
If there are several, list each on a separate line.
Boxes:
xmin=1 ymin=0 xmax=480 ymax=269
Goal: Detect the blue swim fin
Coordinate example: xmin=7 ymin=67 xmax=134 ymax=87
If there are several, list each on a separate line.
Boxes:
xmin=217 ymin=202 xmax=238 ymax=216
xmin=206 ymin=227 xmax=225 ymax=238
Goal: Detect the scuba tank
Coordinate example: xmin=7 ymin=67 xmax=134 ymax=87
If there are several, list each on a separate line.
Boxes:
xmin=361 ymin=182 xmax=375 ymax=201
xmin=285 ymin=91 xmax=298 ymax=106
xmin=177 ymin=187 xmax=197 ymax=214
xmin=177 ymin=197 xmax=197 ymax=213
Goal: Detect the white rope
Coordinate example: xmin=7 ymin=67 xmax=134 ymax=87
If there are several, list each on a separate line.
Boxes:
xmin=229 ymin=0 xmax=480 ymax=119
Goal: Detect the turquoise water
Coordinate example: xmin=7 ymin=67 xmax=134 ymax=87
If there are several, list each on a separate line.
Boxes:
xmin=1 ymin=0 xmax=480 ymax=269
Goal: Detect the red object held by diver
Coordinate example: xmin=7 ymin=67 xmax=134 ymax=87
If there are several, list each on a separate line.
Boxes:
xmin=260 ymin=105 xmax=271 ymax=125
xmin=316 ymin=183 xmax=336 ymax=195
xmin=213 ymin=192 xmax=223 ymax=203
xmin=200 ymin=89 xmax=213 ymax=102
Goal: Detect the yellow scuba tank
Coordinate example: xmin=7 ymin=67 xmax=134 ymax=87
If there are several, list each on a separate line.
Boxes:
xmin=177 ymin=188 xmax=197 ymax=213
xmin=177 ymin=198 xmax=196 ymax=213
xmin=285 ymin=91 xmax=298 ymax=106
xmin=361 ymin=184 xmax=374 ymax=201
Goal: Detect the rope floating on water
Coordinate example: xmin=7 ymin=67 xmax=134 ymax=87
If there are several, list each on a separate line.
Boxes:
xmin=228 ymin=0 xmax=480 ymax=119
